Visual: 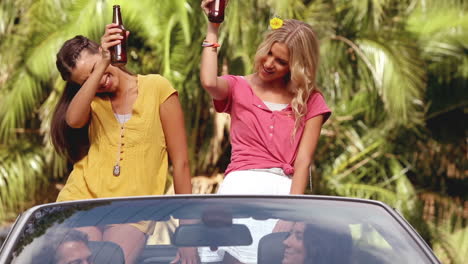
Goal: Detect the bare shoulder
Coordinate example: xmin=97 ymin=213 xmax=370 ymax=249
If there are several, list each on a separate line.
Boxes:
xmin=244 ymin=74 xmax=255 ymax=82
xmin=243 ymin=74 xmax=258 ymax=88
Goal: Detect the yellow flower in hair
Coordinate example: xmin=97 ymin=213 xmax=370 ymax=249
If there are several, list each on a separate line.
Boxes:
xmin=270 ymin=17 xmax=283 ymax=29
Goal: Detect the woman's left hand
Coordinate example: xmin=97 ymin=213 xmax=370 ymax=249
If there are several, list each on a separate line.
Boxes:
xmin=100 ymin=23 xmax=130 ymax=62
xmin=170 ymin=247 xmax=200 ymax=264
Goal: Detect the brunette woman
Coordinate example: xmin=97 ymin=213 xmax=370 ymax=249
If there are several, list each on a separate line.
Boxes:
xmin=51 ymin=24 xmax=193 ymax=264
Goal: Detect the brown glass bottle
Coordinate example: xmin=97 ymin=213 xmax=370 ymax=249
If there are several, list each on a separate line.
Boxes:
xmin=208 ymin=0 xmax=227 ymax=23
xmin=111 ymin=5 xmax=127 ymax=66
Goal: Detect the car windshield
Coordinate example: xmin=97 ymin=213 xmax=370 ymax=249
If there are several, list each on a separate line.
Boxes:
xmin=7 ymin=196 xmax=433 ymax=264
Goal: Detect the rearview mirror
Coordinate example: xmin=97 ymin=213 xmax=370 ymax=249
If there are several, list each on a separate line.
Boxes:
xmin=172 ymin=224 xmax=253 ymax=247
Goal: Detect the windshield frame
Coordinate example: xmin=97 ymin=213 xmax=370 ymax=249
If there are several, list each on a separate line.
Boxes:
xmin=0 ymin=194 xmax=440 ymax=264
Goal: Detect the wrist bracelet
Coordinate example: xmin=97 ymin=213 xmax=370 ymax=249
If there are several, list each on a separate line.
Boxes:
xmin=202 ymin=40 xmax=220 ymax=48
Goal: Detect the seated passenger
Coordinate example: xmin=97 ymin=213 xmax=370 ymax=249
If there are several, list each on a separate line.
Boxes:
xmin=282 ymin=222 xmax=353 ymax=264
xmin=36 ymin=228 xmax=93 ymax=264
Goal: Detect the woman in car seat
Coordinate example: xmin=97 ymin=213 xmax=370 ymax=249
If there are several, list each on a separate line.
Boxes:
xmin=282 ymin=222 xmax=352 ymax=264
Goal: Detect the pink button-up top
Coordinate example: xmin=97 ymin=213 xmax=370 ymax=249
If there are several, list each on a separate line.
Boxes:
xmin=214 ymin=75 xmax=331 ymax=176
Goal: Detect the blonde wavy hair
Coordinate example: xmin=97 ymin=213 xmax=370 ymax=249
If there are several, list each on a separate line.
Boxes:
xmin=254 ymin=19 xmax=320 ymax=135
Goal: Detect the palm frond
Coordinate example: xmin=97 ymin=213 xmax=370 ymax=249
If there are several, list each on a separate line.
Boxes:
xmin=430 ymin=214 xmax=467 ymax=264
xmin=358 ymin=35 xmax=426 ymax=125
xmin=0 ymin=0 xmax=108 ymax=141
xmin=0 ymin=140 xmax=47 ymax=221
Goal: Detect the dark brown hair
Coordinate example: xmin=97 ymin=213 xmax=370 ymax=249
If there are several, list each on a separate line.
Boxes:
xmin=303 ymin=223 xmax=352 ymax=264
xmin=50 ymin=35 xmax=99 ymax=162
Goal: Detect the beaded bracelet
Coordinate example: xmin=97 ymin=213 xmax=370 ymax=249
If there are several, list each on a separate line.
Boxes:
xmin=202 ymin=40 xmax=221 ymax=48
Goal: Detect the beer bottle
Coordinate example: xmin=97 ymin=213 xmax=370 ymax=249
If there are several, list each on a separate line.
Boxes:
xmin=111 ymin=5 xmax=127 ymax=66
xmin=208 ymin=0 xmax=227 ymax=23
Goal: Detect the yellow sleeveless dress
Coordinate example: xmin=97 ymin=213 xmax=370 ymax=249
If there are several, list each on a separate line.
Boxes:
xmin=57 ymin=74 xmax=176 ymax=201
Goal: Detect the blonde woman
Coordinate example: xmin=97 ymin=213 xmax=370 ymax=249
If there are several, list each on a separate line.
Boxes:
xmin=200 ymin=1 xmax=331 ymax=263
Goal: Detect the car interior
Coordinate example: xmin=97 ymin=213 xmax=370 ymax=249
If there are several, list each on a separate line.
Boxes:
xmin=7 ymin=197 xmax=431 ymax=264
xmin=257 ymin=232 xmax=288 ymax=264
xmin=131 ymin=222 xmax=400 ymax=264
xmin=89 ymin=241 xmax=125 ymax=264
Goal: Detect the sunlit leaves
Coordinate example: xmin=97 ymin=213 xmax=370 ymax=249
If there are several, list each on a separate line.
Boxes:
xmin=0 ymin=140 xmax=47 ymax=221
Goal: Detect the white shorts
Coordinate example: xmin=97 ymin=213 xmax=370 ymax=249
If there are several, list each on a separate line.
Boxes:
xmin=198 ymin=169 xmax=292 ymax=264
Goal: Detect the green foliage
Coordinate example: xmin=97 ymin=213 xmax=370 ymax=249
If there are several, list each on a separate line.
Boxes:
xmin=426 ymin=196 xmax=468 ymax=264
xmin=0 ymin=139 xmax=47 ymax=220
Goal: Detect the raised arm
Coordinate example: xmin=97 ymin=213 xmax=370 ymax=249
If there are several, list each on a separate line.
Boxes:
xmin=200 ymin=0 xmax=229 ymax=101
xmin=290 ymin=115 xmax=324 ymax=194
xmin=66 ymin=24 xmax=124 ymax=128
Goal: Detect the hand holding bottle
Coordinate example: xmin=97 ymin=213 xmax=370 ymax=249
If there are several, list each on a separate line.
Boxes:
xmin=201 ymin=0 xmax=227 ymax=23
xmin=100 ymin=24 xmax=127 ymax=63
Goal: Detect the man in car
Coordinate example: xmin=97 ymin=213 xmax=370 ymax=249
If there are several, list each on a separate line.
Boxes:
xmin=36 ymin=228 xmax=93 ymax=264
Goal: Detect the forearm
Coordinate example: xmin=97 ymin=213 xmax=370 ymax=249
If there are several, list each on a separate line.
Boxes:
xmin=160 ymin=94 xmax=192 ymax=195
xmin=66 ymin=62 xmax=107 ymax=128
xmin=290 ymin=160 xmax=312 ymax=194
xmin=200 ymin=23 xmax=223 ymax=99
xmin=172 ymin=160 xmax=192 ymax=194
xmin=290 ymin=116 xmax=324 ymax=194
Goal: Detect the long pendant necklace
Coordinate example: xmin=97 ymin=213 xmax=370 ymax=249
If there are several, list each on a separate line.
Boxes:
xmin=113 ymin=84 xmax=131 ymax=176
xmin=113 ymin=122 xmax=127 ymax=176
